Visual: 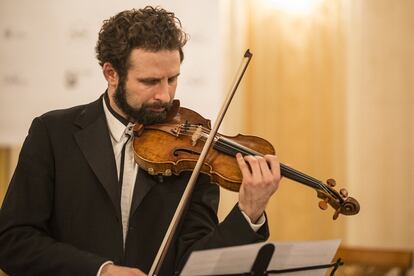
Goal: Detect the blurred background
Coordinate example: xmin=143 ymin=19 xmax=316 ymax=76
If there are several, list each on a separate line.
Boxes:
xmin=1 ymin=0 xmax=413 ymax=275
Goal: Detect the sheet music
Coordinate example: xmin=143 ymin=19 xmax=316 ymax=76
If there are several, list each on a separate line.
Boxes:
xmin=180 ymin=240 xmax=340 ymax=276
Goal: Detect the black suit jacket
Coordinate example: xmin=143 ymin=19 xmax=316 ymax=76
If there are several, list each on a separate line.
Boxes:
xmin=0 ymin=95 xmax=269 ymax=275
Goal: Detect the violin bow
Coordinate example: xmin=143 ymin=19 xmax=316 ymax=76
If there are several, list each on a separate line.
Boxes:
xmin=148 ymin=50 xmax=253 ymax=275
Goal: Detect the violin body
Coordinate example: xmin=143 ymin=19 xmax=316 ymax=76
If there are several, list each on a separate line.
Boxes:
xmin=133 ymin=100 xmax=360 ymax=219
xmin=133 ymin=104 xmax=274 ymax=192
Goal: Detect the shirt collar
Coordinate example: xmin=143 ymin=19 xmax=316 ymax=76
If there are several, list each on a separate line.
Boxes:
xmin=103 ymin=91 xmax=135 ymax=143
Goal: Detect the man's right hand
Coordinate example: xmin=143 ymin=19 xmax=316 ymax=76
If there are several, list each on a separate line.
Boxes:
xmin=101 ymin=263 xmax=146 ymax=276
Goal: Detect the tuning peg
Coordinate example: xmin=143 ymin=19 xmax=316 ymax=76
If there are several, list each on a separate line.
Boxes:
xmin=318 ymin=198 xmax=329 ymax=210
xmin=333 ymin=207 xmax=341 ymax=220
xmin=326 ymin=178 xmax=336 ymax=187
xmin=340 ymin=188 xmax=348 ymax=198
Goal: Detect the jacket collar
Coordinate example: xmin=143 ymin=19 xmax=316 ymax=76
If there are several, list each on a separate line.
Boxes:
xmin=73 ymin=93 xmax=155 ymax=219
xmin=73 ymin=94 xmax=122 ymax=221
xmin=103 ymin=92 xmax=135 ymax=143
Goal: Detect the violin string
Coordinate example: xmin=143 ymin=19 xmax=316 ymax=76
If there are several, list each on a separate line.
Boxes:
xmin=179 ymin=124 xmax=332 ymax=195
xmin=180 ymin=125 xmax=332 ymax=194
xmin=215 ymin=136 xmax=332 ymax=195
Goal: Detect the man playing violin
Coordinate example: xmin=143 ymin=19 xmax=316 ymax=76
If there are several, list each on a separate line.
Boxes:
xmin=0 ymin=6 xmax=281 ymax=276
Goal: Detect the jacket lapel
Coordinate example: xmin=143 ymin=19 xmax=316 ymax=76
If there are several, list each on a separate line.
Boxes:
xmin=73 ymin=96 xmax=122 ymax=221
xmin=130 ymin=168 xmax=156 ymax=216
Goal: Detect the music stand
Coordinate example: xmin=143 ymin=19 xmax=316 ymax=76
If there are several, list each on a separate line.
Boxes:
xmin=180 ymin=240 xmax=342 ymax=276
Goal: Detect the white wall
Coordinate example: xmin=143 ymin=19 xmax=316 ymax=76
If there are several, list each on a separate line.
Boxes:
xmin=0 ymin=0 xmax=224 ymax=145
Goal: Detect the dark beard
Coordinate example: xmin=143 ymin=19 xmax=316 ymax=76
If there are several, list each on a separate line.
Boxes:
xmin=113 ymin=83 xmax=172 ymax=125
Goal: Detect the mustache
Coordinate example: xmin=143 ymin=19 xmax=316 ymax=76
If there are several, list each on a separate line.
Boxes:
xmin=142 ymin=101 xmax=172 ymax=110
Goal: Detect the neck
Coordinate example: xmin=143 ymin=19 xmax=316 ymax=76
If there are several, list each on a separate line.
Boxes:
xmin=105 ymin=90 xmax=131 ymax=126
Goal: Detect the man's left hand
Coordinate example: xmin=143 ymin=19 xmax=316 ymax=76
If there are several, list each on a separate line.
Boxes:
xmin=236 ymin=153 xmax=281 ymax=223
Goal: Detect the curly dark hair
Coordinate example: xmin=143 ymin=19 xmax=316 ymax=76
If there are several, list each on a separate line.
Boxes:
xmin=96 ymin=6 xmax=188 ymax=79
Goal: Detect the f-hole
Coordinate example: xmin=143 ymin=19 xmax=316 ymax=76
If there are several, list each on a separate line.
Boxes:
xmin=173 ymin=148 xmax=201 ymax=157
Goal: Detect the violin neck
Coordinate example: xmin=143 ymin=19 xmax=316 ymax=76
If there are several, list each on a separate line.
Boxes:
xmin=214 ymin=137 xmax=325 ymax=191
xmin=279 ymin=163 xmax=325 ymax=191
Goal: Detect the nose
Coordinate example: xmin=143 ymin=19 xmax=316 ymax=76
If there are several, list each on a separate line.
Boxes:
xmin=154 ymin=79 xmax=171 ymax=103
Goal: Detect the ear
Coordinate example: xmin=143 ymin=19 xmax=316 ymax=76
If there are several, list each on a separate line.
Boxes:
xmin=102 ymin=62 xmax=119 ymax=87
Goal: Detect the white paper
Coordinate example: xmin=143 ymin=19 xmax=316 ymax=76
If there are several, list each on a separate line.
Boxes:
xmin=180 ymin=240 xmax=340 ymax=276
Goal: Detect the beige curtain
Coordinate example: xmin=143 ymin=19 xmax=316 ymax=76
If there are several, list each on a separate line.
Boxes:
xmin=344 ymin=0 xmax=414 ymax=249
xmin=0 ymin=148 xmax=10 ymax=206
xmin=221 ymin=0 xmax=347 ymax=241
xmin=219 ymin=0 xmax=414 ymax=255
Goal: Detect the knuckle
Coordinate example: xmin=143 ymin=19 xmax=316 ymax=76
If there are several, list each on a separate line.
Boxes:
xmin=264 ymin=176 xmax=273 ymax=185
xmin=248 ymin=156 xmax=257 ymax=163
xmin=265 ymin=154 xmax=278 ymax=162
xmin=243 ymin=176 xmax=253 ymax=186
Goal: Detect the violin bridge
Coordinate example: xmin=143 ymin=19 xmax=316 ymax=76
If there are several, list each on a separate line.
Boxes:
xmin=171 ymin=125 xmax=181 ymax=137
xmin=191 ymin=125 xmax=202 ymax=146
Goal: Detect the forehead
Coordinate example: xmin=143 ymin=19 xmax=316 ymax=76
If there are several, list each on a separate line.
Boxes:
xmin=127 ymin=48 xmax=181 ymax=77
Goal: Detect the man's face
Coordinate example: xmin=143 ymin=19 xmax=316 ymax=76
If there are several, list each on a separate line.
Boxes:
xmin=113 ymin=48 xmax=181 ymax=124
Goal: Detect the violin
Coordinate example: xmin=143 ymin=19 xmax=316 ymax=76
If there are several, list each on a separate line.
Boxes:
xmin=143 ymin=50 xmax=359 ymax=275
xmin=132 ymin=99 xmax=360 ymax=220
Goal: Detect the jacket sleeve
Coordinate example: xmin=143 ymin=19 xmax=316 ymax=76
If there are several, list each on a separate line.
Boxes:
xmin=174 ymin=174 xmax=270 ymax=272
xmin=0 ymin=117 xmax=108 ymax=276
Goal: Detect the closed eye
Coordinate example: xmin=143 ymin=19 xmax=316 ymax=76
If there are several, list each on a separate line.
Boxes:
xmin=168 ymin=75 xmax=179 ymax=84
xmin=140 ymin=78 xmax=160 ymax=86
xmin=138 ymin=73 xmax=180 ymax=86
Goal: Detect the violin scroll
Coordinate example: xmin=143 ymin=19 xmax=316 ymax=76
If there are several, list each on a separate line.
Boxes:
xmin=317 ymin=178 xmax=360 ymax=220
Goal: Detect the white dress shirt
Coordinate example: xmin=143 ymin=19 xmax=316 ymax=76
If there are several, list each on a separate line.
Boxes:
xmin=103 ymin=97 xmax=138 ymax=245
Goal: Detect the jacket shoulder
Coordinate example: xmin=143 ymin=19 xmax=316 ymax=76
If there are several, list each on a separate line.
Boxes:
xmin=37 ymin=97 xmax=103 ymax=129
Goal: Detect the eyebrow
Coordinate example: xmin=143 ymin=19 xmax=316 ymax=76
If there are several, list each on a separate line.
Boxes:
xmin=137 ymin=73 xmax=180 ymax=82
